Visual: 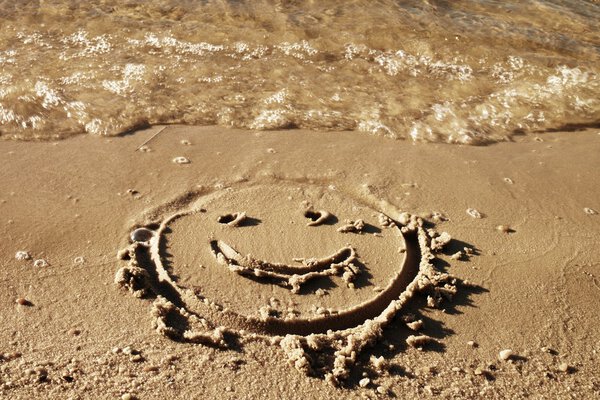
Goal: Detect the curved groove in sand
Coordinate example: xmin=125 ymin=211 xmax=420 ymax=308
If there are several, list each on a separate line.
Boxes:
xmin=149 ymin=212 xmax=417 ymax=336
xmin=210 ymin=240 xmax=359 ymax=293
xmin=115 ymin=181 xmax=458 ymax=384
xmin=236 ymin=231 xmax=419 ymax=336
xmin=211 ymin=240 xmax=356 ymax=274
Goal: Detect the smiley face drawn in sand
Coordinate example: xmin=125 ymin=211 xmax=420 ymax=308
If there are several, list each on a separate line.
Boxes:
xmin=115 ymin=181 xmax=458 ymax=385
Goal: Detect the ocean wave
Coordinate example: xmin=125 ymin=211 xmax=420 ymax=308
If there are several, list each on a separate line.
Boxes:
xmin=0 ymin=0 xmax=598 ymax=144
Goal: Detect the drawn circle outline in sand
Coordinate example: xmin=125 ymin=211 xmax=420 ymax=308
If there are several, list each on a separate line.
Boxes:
xmin=115 ymin=181 xmax=458 ymax=385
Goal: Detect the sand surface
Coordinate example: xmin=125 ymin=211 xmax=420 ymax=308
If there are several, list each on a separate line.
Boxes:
xmin=1 ymin=126 xmax=599 ymax=399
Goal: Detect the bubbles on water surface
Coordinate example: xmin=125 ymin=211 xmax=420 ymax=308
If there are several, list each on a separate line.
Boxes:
xmin=0 ymin=1 xmax=598 ymax=143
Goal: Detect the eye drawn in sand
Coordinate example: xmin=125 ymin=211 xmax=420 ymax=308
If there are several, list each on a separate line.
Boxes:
xmin=216 ymin=211 xmax=247 ymax=227
xmin=115 ymin=181 xmax=460 ymax=385
xmin=303 ymin=208 xmax=332 ymax=226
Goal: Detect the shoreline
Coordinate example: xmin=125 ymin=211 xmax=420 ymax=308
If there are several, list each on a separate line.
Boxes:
xmin=1 ymin=125 xmax=599 ymax=399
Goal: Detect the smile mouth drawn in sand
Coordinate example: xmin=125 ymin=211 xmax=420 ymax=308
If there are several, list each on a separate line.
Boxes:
xmin=115 ymin=181 xmax=460 ymax=385
xmin=211 ymin=241 xmax=360 ymax=294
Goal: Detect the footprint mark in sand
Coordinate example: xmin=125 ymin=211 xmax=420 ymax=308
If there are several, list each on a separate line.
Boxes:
xmin=115 ymin=181 xmax=458 ymax=385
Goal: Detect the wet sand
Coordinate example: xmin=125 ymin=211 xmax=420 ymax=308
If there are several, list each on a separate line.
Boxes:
xmin=1 ymin=126 xmax=599 ymax=399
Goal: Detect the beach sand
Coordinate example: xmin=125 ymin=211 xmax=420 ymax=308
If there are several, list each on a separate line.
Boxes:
xmin=1 ymin=126 xmax=599 ymax=399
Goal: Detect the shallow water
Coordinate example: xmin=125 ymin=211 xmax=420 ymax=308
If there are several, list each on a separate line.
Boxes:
xmin=0 ymin=0 xmax=598 ymax=143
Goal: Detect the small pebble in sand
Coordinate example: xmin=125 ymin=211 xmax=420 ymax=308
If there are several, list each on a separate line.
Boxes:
xmin=406 ymin=335 xmax=438 ymax=348
xmin=225 ymin=386 xmax=233 ymax=392
xmin=139 ymin=145 xmax=151 ymax=152
xmin=466 ymin=208 xmax=483 ymax=219
xmin=558 ymin=362 xmax=569 ymax=373
xmin=583 ymin=207 xmax=597 ymax=215
xmin=15 ymin=298 xmax=31 ymax=306
xmin=33 ymin=259 xmax=48 ymax=268
xmin=450 ymin=251 xmax=463 ymax=260
xmin=117 ymin=249 xmax=130 ymax=260
xmin=267 ymin=148 xmax=276 ymax=154
xmin=130 ymin=228 xmax=153 ymax=243
xmin=2 ymin=352 xmax=21 ymax=361
xmin=164 ymin=354 xmax=178 ymax=363
xmin=143 ymin=365 xmax=159 ymax=373
xmin=397 ymin=212 xmax=411 ymax=226
xmin=69 ymin=328 xmax=81 ymax=336
xmin=359 ymin=378 xmax=370 ymax=387
xmin=73 ymin=256 xmax=85 ymax=264
xmin=15 ymin=251 xmax=31 ymax=260
xmin=406 ymin=320 xmax=423 ymax=331
xmin=337 ymin=219 xmax=365 ymax=233
xmin=426 ymin=296 xmax=436 ymax=308
xmin=370 ymin=355 xmax=388 ymax=371
xmin=496 ymin=225 xmax=512 ymax=233
xmin=498 ymin=349 xmax=514 ymax=361
xmin=121 ymin=394 xmax=134 ymax=400
xmin=130 ymin=354 xmax=144 ymax=362
xmin=180 ymin=140 xmax=192 ymax=145
xmin=467 ymin=340 xmax=478 ymax=348
xmin=431 ymin=211 xmax=448 ymax=222
xmin=376 ymin=386 xmax=387 ymax=395
xmin=378 ymin=213 xmax=395 ymax=228
xmin=504 ymin=177 xmax=514 ymax=184
xmin=172 ymin=156 xmax=190 ymax=164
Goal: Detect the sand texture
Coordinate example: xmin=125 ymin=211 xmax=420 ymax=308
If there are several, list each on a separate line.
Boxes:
xmin=1 ymin=126 xmax=599 ymax=399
